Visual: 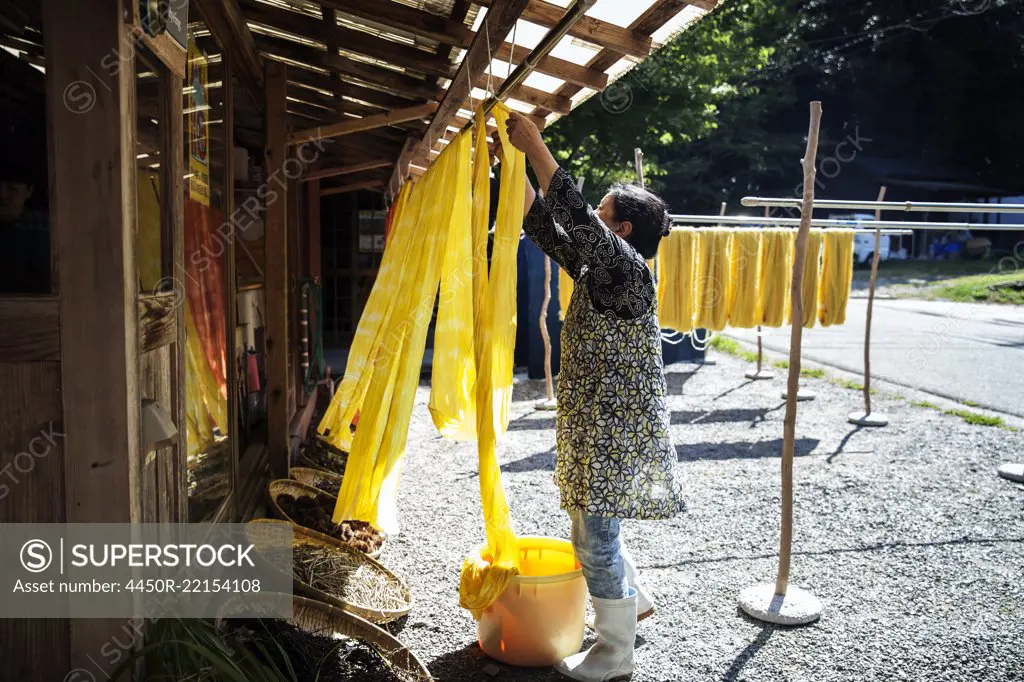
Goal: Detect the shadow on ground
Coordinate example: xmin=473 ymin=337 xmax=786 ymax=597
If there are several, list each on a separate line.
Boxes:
xmin=676 ymin=438 xmax=819 ymax=463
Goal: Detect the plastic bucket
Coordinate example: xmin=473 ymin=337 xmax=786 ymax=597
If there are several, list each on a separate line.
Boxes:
xmin=477 ymin=536 xmax=587 ymax=667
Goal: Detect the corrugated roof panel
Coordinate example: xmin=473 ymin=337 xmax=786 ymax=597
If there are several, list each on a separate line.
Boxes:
xmin=523 ymin=71 xmax=566 ymax=94
xmin=585 ymin=0 xmax=652 ymax=28
xmin=651 ymin=5 xmax=708 ymax=44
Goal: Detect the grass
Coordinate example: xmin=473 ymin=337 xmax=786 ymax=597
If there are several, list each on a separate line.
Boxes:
xmin=852 ymin=258 xmax=1002 ymax=282
xmin=828 ymin=377 xmax=879 ymax=394
xmin=910 ymin=399 xmax=940 ymax=410
xmin=708 ymin=335 xmax=758 ymax=363
xmin=800 ymin=367 xmax=826 ymax=379
xmin=908 ymin=400 xmax=1018 ymax=431
xmin=772 ymin=360 xmax=789 ymax=370
xmin=932 ymin=271 xmax=1024 ymax=305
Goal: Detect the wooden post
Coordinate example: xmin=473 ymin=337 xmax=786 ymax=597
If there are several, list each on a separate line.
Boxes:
xmin=536 ymin=254 xmax=556 ymax=410
xmin=746 ymin=207 xmax=774 ymax=381
xmin=739 ymin=102 xmax=824 ymax=626
xmin=224 ymin=53 xmax=240 ymax=519
xmin=264 ymin=61 xmax=290 ymax=478
xmin=46 ymin=0 xmax=142 ymax=668
xmin=850 ymin=186 xmax=889 ymax=426
xmin=308 ymin=179 xmax=322 ymax=279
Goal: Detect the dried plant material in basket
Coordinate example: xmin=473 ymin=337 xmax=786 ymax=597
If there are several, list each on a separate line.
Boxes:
xmin=216 ymin=593 xmax=431 ymax=681
xmin=290 ymin=466 xmax=344 ymax=498
xmin=269 ymin=479 xmax=385 ymax=558
xmin=247 ymin=519 xmax=412 ymax=624
xmin=298 ymin=436 xmax=348 ymax=474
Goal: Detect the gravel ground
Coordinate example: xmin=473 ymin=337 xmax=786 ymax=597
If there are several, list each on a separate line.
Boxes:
xmin=375 ymin=352 xmax=1024 ymax=682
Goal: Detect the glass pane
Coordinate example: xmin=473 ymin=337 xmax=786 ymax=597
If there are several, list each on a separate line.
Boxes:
xmin=184 ymin=29 xmax=231 ymax=522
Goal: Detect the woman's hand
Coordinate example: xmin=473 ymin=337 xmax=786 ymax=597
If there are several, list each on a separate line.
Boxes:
xmin=506 ymin=111 xmax=544 ymax=155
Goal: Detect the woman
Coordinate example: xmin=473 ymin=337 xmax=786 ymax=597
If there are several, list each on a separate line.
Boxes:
xmin=507 ymin=111 xmax=684 ymax=681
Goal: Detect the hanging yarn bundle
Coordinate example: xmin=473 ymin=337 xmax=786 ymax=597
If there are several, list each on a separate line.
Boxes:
xmin=818 ymin=229 xmax=855 ymax=326
xmin=694 ymin=229 xmax=732 ymax=331
xmin=727 ymin=229 xmax=761 ymax=328
xmin=558 ymin=266 xmax=573 ymax=321
xmin=657 ymin=229 xmax=696 ymax=333
xmin=787 ymin=229 xmax=822 ymax=328
xmin=758 ymin=229 xmax=795 ymax=327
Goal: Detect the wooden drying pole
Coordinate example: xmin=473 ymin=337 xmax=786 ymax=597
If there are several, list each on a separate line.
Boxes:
xmin=536 ymin=253 xmax=558 ymax=411
xmin=745 ymin=207 xmax=775 ymax=380
xmin=849 ymin=186 xmax=890 ymax=426
xmin=739 ymin=101 xmax=825 ymax=625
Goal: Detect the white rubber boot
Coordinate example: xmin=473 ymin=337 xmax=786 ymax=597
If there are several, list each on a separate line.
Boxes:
xmin=586 ymin=549 xmax=654 ymax=629
xmin=556 ymin=589 xmax=636 ymax=682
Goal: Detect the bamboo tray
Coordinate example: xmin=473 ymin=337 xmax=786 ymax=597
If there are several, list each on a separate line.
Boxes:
xmin=246 ymin=518 xmax=411 ymax=624
xmin=216 ymin=593 xmax=431 ymax=681
xmin=289 ymin=466 xmax=344 ymax=497
xmin=268 ymin=479 xmax=385 ymax=560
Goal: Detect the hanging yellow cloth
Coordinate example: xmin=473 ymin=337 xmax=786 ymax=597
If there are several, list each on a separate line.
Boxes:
xmin=331 ymin=132 xmax=472 ymax=533
xmin=656 ymin=229 xmax=696 ymax=333
xmin=317 ymin=180 xmax=418 ymax=452
xmin=727 ymin=229 xmax=761 ymax=328
xmin=818 ymin=229 xmax=855 ymax=327
xmin=788 ymin=229 xmax=822 ymax=328
xmin=459 ymin=103 xmax=524 ymax=618
xmin=694 ymin=229 xmax=732 ymax=331
xmin=758 ymin=229 xmax=795 ymax=327
xmin=184 ymin=305 xmax=226 ymax=458
xmin=558 ymin=266 xmax=573 ymax=321
xmin=137 ymin=171 xmax=163 ymax=291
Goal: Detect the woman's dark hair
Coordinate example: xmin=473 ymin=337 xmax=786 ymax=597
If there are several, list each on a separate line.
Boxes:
xmin=607 ymin=183 xmax=671 ymax=259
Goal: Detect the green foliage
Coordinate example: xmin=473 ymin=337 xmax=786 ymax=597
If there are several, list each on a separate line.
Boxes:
xmin=800 ymin=367 xmax=826 ymax=379
xmin=708 ymin=334 xmax=758 ymax=362
xmin=943 ymin=409 xmax=1006 ymax=429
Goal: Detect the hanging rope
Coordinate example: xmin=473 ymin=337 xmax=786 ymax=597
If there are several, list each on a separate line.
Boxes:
xmin=301 ymin=278 xmax=325 ymax=394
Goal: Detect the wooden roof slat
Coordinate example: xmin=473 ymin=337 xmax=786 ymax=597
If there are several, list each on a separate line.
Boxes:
xmin=243 ymin=0 xmax=455 ymax=80
xmin=322 ymin=0 xmax=474 ymax=48
xmin=321 ymin=179 xmax=386 ymax=196
xmin=193 ymin=0 xmax=265 ymax=112
xmin=288 ymin=102 xmax=438 ymax=146
xmin=491 ymin=40 xmax=608 ymax=91
xmin=303 ymin=159 xmax=393 ymax=183
xmin=477 ymin=0 xmax=652 ymax=57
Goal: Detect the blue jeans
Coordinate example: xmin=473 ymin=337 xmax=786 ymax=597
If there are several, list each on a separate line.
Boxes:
xmin=568 ymin=509 xmax=628 ymax=600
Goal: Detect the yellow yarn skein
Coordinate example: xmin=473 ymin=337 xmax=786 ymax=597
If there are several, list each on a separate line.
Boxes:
xmin=656 ymin=229 xmax=696 ymax=333
xmin=558 ymin=266 xmax=573 ymax=321
xmin=758 ymin=229 xmax=795 ymax=327
xmin=787 ymin=229 xmax=822 ymax=328
xmin=726 ymin=229 xmax=761 ymax=328
xmin=694 ymin=229 xmax=732 ymax=332
xmin=818 ymin=229 xmax=855 ymax=326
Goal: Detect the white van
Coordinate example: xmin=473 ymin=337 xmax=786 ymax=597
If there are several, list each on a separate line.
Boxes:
xmin=829 ymin=213 xmax=891 ymax=265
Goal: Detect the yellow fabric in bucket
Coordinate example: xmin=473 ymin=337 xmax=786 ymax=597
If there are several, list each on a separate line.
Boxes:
xmin=331 ymin=132 xmax=473 ymax=533
xmin=818 ymin=229 xmax=855 ymax=326
xmin=758 ymin=229 xmax=795 ymax=327
xmin=727 ymin=229 xmax=761 ymax=328
xmin=317 ymin=180 xmax=418 ymax=452
xmin=656 ymin=229 xmax=696 ymax=333
xmin=460 ymin=104 xmax=524 ymax=618
xmin=558 ymin=266 xmax=573 ymax=321
xmin=694 ymin=229 xmax=732 ymax=331
xmin=788 ymin=229 xmax=822 ymax=328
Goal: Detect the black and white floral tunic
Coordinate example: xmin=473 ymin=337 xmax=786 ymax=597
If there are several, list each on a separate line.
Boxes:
xmin=523 ymin=168 xmax=684 ymax=520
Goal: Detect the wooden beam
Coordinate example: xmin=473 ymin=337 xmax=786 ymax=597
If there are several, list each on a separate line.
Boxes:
xmin=138 ymin=292 xmax=177 ymax=353
xmin=321 ymin=179 xmax=385 ymax=197
xmin=224 ymin=52 xmax=240 ymax=520
xmin=473 ymin=73 xmax=571 ymax=114
xmin=478 ymin=0 xmax=652 ymax=57
xmin=287 ymin=102 xmax=438 ymax=146
xmin=307 ymin=180 xmax=321 ymax=278
xmin=398 ymin=0 xmax=531 ymax=191
xmin=0 ymin=296 xmax=60 ymax=361
xmin=242 ymin=1 xmax=454 ymax=79
xmin=303 ymin=159 xmax=393 ymax=183
xmin=264 ymin=61 xmax=290 ymax=480
xmin=193 ymin=0 xmax=265 ymax=112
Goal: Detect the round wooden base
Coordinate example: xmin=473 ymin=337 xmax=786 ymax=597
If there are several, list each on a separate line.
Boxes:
xmin=848 ymin=410 xmax=889 ymax=427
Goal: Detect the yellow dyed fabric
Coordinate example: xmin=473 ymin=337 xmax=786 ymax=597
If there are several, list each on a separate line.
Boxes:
xmin=317 ymin=180 xmax=418 ymax=452
xmin=758 ymin=229 xmax=795 ymax=327
xmin=656 ymin=229 xmax=696 ymax=333
xmin=459 ymin=103 xmax=524 ymax=618
xmin=788 ymin=230 xmax=823 ymax=328
xmin=184 ymin=306 xmax=226 ymax=458
xmin=818 ymin=229 xmax=855 ymax=327
xmin=694 ymin=229 xmax=732 ymax=331
xmin=727 ymin=229 xmax=761 ymax=328
xmin=558 ymin=266 xmax=574 ymax=321
xmin=137 ymin=171 xmax=163 ymax=291
xmin=331 ymin=132 xmax=472 ymax=534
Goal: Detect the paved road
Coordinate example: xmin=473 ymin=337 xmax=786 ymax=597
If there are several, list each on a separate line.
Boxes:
xmin=727 ymin=298 xmax=1024 ymax=416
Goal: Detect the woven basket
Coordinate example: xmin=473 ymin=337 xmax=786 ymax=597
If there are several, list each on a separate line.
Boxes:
xmin=297 ymin=436 xmax=349 ymax=474
xmin=289 ymin=466 xmax=344 ymax=497
xmin=246 ymin=519 xmax=411 ymax=624
xmin=268 ymin=479 xmax=384 ymax=559
xmin=216 ymin=593 xmax=431 ymax=681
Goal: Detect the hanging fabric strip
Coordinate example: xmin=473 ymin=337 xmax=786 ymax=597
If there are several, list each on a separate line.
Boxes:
xmin=758 ymin=229 xmax=795 ymax=327
xmin=788 ymin=229 xmax=822 ymax=328
xmin=657 ymin=229 xmax=696 ymax=333
xmin=818 ymin=229 xmax=855 ymax=327
xmin=558 ymin=265 xmax=574 ymax=321
xmin=459 ymin=103 xmax=524 ymax=618
xmin=694 ymin=229 xmax=732 ymax=332
xmin=727 ymin=229 xmax=761 ymax=328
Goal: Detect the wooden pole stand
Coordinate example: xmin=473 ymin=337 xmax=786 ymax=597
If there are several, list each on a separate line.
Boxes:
xmin=746 ymin=208 xmax=775 ymax=381
xmin=536 ymin=255 xmax=557 ymax=411
xmin=849 ymin=186 xmax=890 ymax=427
xmin=739 ymin=102 xmax=824 ymax=626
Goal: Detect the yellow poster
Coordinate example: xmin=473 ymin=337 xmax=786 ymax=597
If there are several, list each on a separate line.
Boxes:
xmin=187 ymin=38 xmax=210 ymax=206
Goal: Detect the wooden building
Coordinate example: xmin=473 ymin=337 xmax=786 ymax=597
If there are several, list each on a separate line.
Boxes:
xmin=0 ymin=0 xmax=718 ymax=675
